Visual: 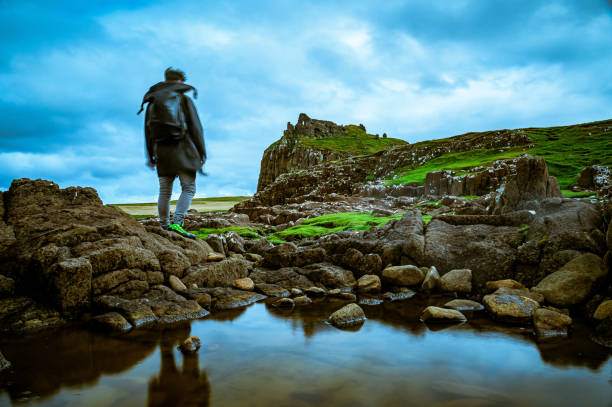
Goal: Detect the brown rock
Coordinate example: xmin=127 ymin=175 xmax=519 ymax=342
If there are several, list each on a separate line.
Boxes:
xmin=421 ymin=266 xmax=440 ymax=292
xmin=421 ymin=306 xmax=467 ymax=322
xmin=533 ymin=308 xmax=572 ymax=338
xmin=444 ymin=299 xmax=484 ymax=312
xmin=594 ymin=300 xmax=612 ymax=320
xmin=329 ymin=303 xmax=366 ymax=328
xmin=485 ymin=279 xmax=524 ymax=292
xmin=89 ymin=312 xmax=133 ymax=333
xmin=0 ymin=275 xmax=16 ymax=298
xmin=382 ymin=265 xmax=424 ymax=286
xmin=183 ymin=259 xmax=250 ymax=288
xmin=483 ymin=293 xmax=540 ymax=323
xmin=439 ymin=269 xmax=472 ymax=293
xmin=300 ymin=263 xmax=356 ymax=289
xmin=178 ymin=336 xmax=201 ymax=353
xmin=233 ymin=277 xmax=255 ymax=291
xmin=357 ymin=274 xmax=381 ymax=293
xmin=169 ymin=275 xmax=187 ymax=292
xmin=293 ymin=295 xmax=312 ymax=306
xmin=533 ymin=253 xmax=606 ymax=307
xmin=207 ymin=252 xmax=225 ymax=262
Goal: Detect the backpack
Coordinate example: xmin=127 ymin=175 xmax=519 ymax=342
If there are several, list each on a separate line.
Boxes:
xmin=147 ymin=89 xmax=187 ymax=142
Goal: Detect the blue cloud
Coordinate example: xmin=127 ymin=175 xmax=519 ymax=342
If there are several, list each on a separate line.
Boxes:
xmin=0 ymin=0 xmax=611 ymax=202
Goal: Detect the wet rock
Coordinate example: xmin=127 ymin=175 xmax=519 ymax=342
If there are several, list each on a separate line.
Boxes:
xmin=357 ymin=274 xmax=381 ymax=293
xmin=358 ymin=296 xmax=384 ymax=306
xmin=593 ymin=316 xmax=612 ymax=348
xmin=329 ymin=303 xmax=366 ymax=328
xmin=202 ymin=287 xmax=266 ymax=311
xmin=305 ymin=286 xmax=326 ymax=297
xmin=89 ymin=312 xmax=133 ymax=333
xmin=245 ymin=253 xmax=263 ymax=262
xmin=593 ymin=300 xmax=612 ymax=320
xmin=47 ymin=256 xmax=93 ymax=313
xmin=143 ymin=285 xmax=209 ymax=325
xmin=381 ymin=265 xmax=424 ymax=286
xmin=293 ymin=295 xmax=312 ymax=306
xmin=205 ymin=235 xmax=225 ymax=256
xmin=263 ymin=243 xmax=325 ymax=268
xmin=421 ymin=306 xmax=467 ymax=323
xmin=533 ymin=308 xmax=572 ymax=339
xmin=182 ymin=259 xmax=250 ymax=288
xmin=439 ymin=269 xmax=472 ymax=293
xmin=249 ymin=238 xmax=274 ymax=256
xmin=493 ymin=286 xmax=544 ymax=304
xmin=337 ymin=292 xmax=358 ymax=301
xmin=444 ymin=299 xmax=485 ymax=312
xmin=421 ymin=266 xmax=440 ymax=292
xmin=275 ymin=297 xmax=295 ymax=309
xmin=224 ymin=231 xmax=245 ymax=254
xmin=382 ymin=288 xmax=415 ymax=302
xmin=299 ymin=263 xmax=356 ymax=289
xmin=169 ymin=275 xmax=187 ymax=292
xmin=256 ymin=283 xmax=290 ymax=298
xmin=178 ymin=336 xmax=201 ymax=353
xmin=207 ymin=252 xmax=225 ymax=262
xmin=483 ymin=293 xmax=540 ymax=323
xmin=533 ymin=253 xmax=606 ymax=307
xmin=290 ymin=288 xmax=304 ymax=296
xmin=233 ymin=277 xmax=255 ymax=291
xmin=0 ymin=297 xmax=65 ymax=334
xmin=485 ymin=279 xmax=524 ymax=292
xmin=0 ymin=351 xmax=11 ymax=372
xmin=181 ymin=288 xmax=212 ymax=309
xmin=0 ymin=275 xmax=15 ymax=298
xmin=95 ymin=296 xmax=157 ymax=328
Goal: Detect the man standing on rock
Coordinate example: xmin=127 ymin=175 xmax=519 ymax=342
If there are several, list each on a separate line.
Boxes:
xmin=138 ymin=67 xmax=206 ymax=239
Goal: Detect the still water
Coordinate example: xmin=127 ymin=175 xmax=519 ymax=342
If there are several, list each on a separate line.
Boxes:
xmin=1 ymin=298 xmax=611 ymax=407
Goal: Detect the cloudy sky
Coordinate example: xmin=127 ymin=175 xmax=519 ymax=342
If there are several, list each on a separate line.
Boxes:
xmin=1 ymin=0 xmax=611 ymax=203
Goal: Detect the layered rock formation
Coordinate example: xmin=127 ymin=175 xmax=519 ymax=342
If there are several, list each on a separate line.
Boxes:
xmin=257 ymin=113 xmax=352 ymax=191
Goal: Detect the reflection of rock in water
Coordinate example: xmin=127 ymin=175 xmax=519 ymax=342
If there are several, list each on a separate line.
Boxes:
xmin=0 ymin=328 xmax=157 ymax=401
xmin=535 ymin=323 xmax=611 ymax=370
xmin=148 ymin=330 xmax=210 ymax=407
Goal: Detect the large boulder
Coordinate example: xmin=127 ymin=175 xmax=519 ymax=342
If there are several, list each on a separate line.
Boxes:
xmin=0 ymin=179 xmax=212 ymax=324
xmin=424 ymin=220 xmax=522 ymax=289
xmin=249 ymin=267 xmax=316 ymax=290
xmin=492 ymin=154 xmax=562 ymax=214
xmin=263 ymin=243 xmax=325 ymax=268
xmin=533 ymin=253 xmax=607 ymax=307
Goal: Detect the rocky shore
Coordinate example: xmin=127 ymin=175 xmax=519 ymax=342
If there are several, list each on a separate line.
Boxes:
xmin=1 ymin=116 xmax=611 ymax=373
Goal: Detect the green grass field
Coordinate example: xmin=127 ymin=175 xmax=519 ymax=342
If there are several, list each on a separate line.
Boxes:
xmin=385 ymin=119 xmax=612 ymax=189
xmin=189 ymin=211 xmax=403 ymax=243
xmin=110 ymin=196 xmax=250 ymax=216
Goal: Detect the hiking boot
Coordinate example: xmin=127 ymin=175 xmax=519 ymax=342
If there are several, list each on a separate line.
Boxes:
xmin=168 ymin=223 xmax=196 ymax=239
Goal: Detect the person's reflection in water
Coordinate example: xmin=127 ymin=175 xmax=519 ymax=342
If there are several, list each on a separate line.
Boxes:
xmin=147 ymin=331 xmax=210 ymax=407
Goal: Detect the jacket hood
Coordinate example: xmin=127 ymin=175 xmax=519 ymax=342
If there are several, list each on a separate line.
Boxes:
xmin=137 ymin=81 xmax=198 ymax=114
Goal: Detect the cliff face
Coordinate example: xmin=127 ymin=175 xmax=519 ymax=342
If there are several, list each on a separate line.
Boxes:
xmin=256 ymin=114 xmax=349 ymax=191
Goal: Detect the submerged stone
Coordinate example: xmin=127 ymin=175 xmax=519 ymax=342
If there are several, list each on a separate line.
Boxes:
xmin=444 ymin=299 xmax=484 ymax=312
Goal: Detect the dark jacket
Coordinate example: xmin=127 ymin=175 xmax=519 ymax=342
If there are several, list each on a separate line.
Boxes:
xmin=140 ymin=81 xmax=206 ymax=177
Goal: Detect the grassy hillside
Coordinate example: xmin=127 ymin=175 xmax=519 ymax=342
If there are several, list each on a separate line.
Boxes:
xmin=298 ymin=125 xmax=406 ymax=155
xmin=386 ymin=119 xmax=612 ymax=189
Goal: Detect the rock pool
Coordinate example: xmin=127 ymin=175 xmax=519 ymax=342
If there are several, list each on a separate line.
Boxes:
xmin=1 ymin=298 xmax=611 ymax=407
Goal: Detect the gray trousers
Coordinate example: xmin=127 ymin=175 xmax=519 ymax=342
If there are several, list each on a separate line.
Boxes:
xmin=158 ymin=172 xmax=196 ymax=228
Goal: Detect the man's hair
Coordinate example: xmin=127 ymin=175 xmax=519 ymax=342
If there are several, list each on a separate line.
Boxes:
xmin=165 ymin=67 xmax=186 ymax=82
